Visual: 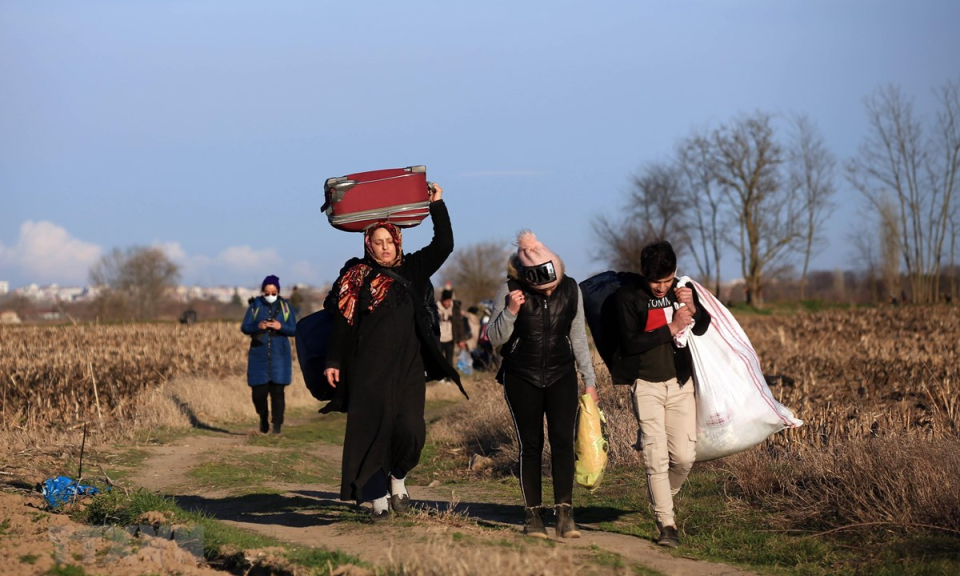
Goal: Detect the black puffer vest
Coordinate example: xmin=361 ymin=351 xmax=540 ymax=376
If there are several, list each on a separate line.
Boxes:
xmin=499 ymin=275 xmax=579 ymax=388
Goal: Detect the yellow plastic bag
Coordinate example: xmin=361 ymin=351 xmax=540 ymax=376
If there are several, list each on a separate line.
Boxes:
xmin=574 ymin=393 xmax=608 ymax=492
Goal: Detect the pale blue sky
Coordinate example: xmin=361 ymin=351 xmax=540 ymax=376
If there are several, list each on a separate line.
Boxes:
xmin=2 ymin=1 xmax=958 ymax=290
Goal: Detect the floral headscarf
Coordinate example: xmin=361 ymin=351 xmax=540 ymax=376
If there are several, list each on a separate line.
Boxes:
xmin=337 ymin=222 xmax=404 ymax=325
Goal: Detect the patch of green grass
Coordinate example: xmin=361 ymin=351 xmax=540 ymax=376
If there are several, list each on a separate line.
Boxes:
xmin=247 ymin=413 xmax=347 ymax=447
xmin=727 ymin=299 xmax=874 ymax=317
xmin=129 ymin=425 xmax=193 ymax=446
xmin=0 ymin=518 xmax=10 ymax=537
xmin=44 ymin=564 xmax=90 ymax=576
xmin=19 ymin=554 xmax=39 ymax=564
xmin=588 ymin=544 xmax=624 ymax=568
xmin=284 ymin=547 xmax=369 ymax=573
xmin=424 ymin=399 xmax=460 ymax=424
xmin=187 ymin=449 xmax=338 ymax=491
xmin=575 ymin=466 xmax=960 ymax=576
xmin=76 ymin=487 xmax=365 ymax=572
xmin=100 ymin=448 xmax=151 ymax=482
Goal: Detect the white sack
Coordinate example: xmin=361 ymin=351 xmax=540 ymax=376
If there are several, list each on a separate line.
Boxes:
xmin=678 ymin=276 xmax=803 ymax=461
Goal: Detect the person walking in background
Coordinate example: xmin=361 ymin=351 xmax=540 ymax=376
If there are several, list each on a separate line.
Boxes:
xmin=322 ymin=184 xmax=467 ymax=522
xmin=289 ymin=285 xmax=303 ymax=317
xmin=437 ymin=287 xmax=466 ymax=367
xmin=487 ymin=231 xmax=598 ymax=539
xmin=610 ymin=240 xmax=711 ymax=548
xmin=464 ymin=305 xmax=482 ymax=352
xmin=240 ymin=275 xmax=297 ymax=435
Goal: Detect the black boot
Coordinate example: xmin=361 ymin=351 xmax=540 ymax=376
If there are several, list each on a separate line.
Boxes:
xmin=259 ymin=419 xmax=269 ymax=434
xmin=657 ymin=525 xmax=680 ymax=547
xmin=523 ymin=506 xmax=548 ymax=539
xmin=555 ymin=504 xmax=581 ymax=538
xmin=271 ymin=423 xmax=282 ymax=435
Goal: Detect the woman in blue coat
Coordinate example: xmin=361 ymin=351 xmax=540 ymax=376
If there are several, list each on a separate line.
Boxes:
xmin=241 ymin=275 xmax=297 ymax=434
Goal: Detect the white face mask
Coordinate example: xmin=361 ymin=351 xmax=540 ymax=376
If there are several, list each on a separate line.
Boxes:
xmin=263 ymin=294 xmax=278 ymax=304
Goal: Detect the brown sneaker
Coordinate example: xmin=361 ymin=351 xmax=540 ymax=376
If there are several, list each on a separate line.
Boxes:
xmin=523 ymin=507 xmax=548 ymax=539
xmin=555 ymin=504 xmax=581 ymax=538
xmin=657 ymin=525 xmax=680 ymax=547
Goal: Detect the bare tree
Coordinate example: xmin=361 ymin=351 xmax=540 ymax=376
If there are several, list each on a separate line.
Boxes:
xmin=441 ymin=240 xmax=510 ymax=307
xmin=788 ymin=115 xmax=837 ymax=300
xmin=90 ymin=246 xmax=181 ymax=319
xmin=593 ymin=162 xmax=688 ymax=273
xmin=592 ymin=215 xmax=647 ymax=272
xmin=930 ymin=80 xmax=960 ymax=301
xmin=849 ymin=221 xmax=880 ymax=302
xmin=847 ymin=82 xmax=960 ymax=303
xmin=677 ymin=131 xmax=727 ymax=295
xmin=711 ymin=112 xmax=802 ymax=306
xmin=879 ymin=198 xmax=902 ymax=302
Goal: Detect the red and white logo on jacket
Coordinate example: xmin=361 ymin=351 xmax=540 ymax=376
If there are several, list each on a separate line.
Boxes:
xmin=645 ymin=296 xmax=673 ymax=332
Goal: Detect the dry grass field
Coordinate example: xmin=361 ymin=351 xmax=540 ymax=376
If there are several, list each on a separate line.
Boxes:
xmin=1 ymin=306 xmax=959 ymax=575
xmin=433 ymin=304 xmax=960 ymax=538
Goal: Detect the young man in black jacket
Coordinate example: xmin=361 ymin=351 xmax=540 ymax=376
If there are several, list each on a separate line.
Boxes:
xmin=612 ymin=241 xmax=711 ymax=548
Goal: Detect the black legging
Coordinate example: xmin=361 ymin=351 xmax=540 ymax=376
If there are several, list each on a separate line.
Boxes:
xmin=251 ymin=383 xmax=286 ymax=426
xmin=503 ymin=370 xmax=578 ymax=508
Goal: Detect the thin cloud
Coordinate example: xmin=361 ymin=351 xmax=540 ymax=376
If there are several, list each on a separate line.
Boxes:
xmin=219 ymin=246 xmax=283 ymax=272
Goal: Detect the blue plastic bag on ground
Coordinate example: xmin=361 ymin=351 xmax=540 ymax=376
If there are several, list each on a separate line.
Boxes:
xmin=41 ymin=476 xmax=102 ymax=509
xmin=457 ymin=349 xmax=473 ymax=375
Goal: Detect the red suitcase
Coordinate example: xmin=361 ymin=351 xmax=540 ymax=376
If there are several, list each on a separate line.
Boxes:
xmin=322 ymin=165 xmax=431 ymax=232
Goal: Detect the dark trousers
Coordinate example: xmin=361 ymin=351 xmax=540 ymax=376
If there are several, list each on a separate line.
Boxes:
xmin=251 ymin=383 xmax=286 ymax=426
xmin=440 ymin=341 xmax=456 ymax=368
xmin=503 ymin=370 xmax=578 ymax=508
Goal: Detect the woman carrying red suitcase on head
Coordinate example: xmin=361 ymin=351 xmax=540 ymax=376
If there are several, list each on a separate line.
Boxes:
xmin=322 ymin=183 xmax=468 ymax=521
xmin=486 ymin=231 xmax=598 ymax=538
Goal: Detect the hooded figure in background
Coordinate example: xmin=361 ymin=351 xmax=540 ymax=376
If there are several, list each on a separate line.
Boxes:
xmin=241 ymin=274 xmax=297 ymax=434
xmin=322 ymin=184 xmax=467 ymax=522
xmin=486 ymin=230 xmax=598 ymax=539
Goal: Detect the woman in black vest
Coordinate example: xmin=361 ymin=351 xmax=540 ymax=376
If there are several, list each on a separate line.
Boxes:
xmin=487 ymin=230 xmax=598 ymax=539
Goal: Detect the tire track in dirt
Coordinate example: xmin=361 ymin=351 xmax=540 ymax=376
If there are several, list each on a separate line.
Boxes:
xmin=129 ymin=423 xmax=759 ymax=576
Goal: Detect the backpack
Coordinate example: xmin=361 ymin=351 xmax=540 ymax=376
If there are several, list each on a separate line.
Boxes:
xmin=295 ymin=308 xmax=336 ymax=401
xmin=296 ymin=263 xmax=444 ymax=402
xmin=578 ymin=270 xmax=644 ymax=367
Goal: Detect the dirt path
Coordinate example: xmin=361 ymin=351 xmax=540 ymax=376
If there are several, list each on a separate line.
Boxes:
xmin=128 ymin=422 xmax=758 ymax=576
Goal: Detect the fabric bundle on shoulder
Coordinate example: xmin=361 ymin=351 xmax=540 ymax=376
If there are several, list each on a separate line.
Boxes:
xmin=678 ymin=276 xmax=803 ymax=461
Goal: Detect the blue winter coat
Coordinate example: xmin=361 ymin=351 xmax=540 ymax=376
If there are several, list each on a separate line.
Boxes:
xmin=241 ymin=296 xmax=298 ymax=386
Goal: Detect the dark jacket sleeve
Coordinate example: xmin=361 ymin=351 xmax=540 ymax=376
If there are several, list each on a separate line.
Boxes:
xmin=324 ymin=308 xmax=355 ymax=371
xmin=403 ymin=200 xmax=454 ymax=282
xmin=615 ymin=287 xmax=672 ymax=356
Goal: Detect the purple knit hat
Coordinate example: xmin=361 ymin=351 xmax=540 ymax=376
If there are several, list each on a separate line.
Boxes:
xmin=262 ymin=275 xmax=280 ymax=291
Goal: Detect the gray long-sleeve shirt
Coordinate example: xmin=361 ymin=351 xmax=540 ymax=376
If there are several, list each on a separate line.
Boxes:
xmin=487 ymin=280 xmax=597 ymax=389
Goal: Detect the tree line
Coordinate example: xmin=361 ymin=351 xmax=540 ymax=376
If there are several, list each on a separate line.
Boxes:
xmin=593 ymin=80 xmax=960 ymax=306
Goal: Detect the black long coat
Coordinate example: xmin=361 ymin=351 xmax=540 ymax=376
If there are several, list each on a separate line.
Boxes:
xmin=325 ymin=200 xmax=465 ymax=502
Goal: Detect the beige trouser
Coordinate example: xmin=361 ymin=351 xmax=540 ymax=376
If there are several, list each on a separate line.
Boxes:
xmin=631 ymin=376 xmax=697 ymax=528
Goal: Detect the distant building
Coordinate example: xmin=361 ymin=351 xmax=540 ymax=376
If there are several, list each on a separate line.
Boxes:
xmin=0 ymin=281 xmax=8 ymax=295
xmin=0 ymin=311 xmax=21 ymax=324
xmin=175 ymin=285 xmax=261 ymax=304
xmin=9 ymin=283 xmax=101 ymax=303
